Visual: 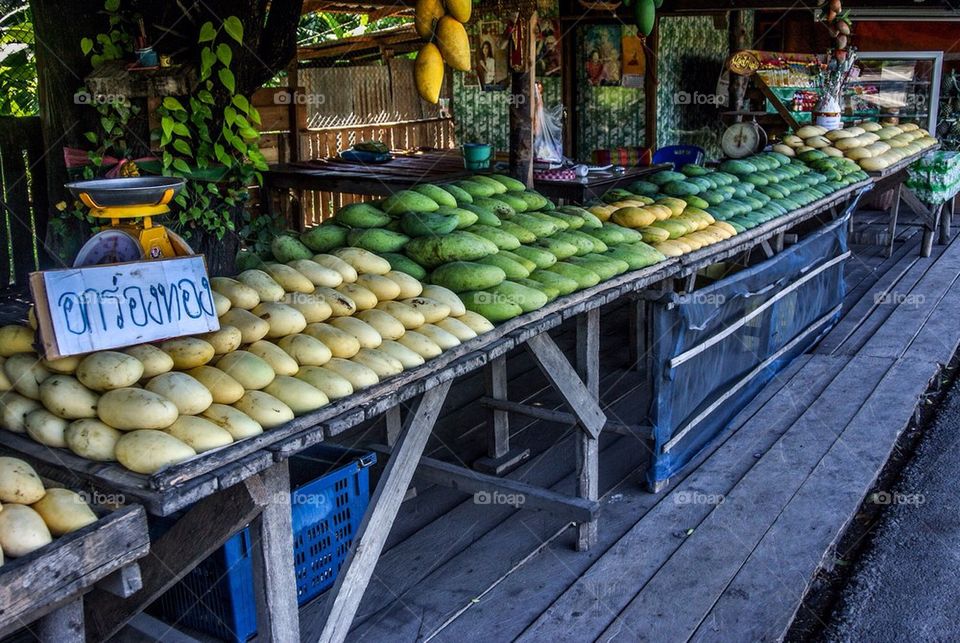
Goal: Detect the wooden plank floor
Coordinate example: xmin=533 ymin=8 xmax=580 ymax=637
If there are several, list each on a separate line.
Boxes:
xmin=298 ymin=208 xmax=960 ymax=643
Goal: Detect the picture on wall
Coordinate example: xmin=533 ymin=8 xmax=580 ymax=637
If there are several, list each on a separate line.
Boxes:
xmin=537 ymin=18 xmax=562 ymax=77
xmin=477 ymin=21 xmax=509 ymax=91
xmin=583 ymin=25 xmax=621 ymax=87
xmin=621 ymin=31 xmax=645 ymax=88
xmin=537 ymin=0 xmax=559 ymax=18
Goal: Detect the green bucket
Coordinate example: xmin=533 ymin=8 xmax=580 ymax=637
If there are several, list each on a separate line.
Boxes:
xmin=462 ymin=143 xmax=492 ymax=170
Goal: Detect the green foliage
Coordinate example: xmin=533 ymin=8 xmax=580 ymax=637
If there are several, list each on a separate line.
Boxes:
xmin=296 ymin=12 xmax=410 ymax=47
xmin=0 ymin=2 xmax=37 ymax=116
xmin=70 ymin=2 xmax=280 ymax=252
xmin=155 ymin=16 xmax=274 ymax=250
xmin=80 ymin=0 xmax=134 ymax=68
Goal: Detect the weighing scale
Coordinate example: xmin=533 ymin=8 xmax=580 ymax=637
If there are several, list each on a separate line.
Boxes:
xmin=721 ymin=118 xmax=768 ymax=159
xmin=65 ymin=177 xmax=193 ymax=266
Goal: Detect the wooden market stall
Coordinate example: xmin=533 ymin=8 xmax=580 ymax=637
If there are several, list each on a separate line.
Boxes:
xmin=0 ymin=1 xmax=955 ymax=641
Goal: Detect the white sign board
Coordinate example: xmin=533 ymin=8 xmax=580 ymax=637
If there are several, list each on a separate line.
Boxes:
xmin=30 ymin=256 xmax=220 ymax=359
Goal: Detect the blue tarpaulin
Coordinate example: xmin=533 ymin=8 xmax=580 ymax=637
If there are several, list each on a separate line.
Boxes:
xmin=647 ymin=215 xmax=851 ymax=485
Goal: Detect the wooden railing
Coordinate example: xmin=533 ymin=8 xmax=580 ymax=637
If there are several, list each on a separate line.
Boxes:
xmin=294 ymin=117 xmax=457 ymax=224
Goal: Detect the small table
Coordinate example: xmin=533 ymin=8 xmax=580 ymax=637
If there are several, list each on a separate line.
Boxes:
xmin=534 ymin=164 xmax=673 ymax=205
xmin=264 ymin=150 xmax=474 ymax=228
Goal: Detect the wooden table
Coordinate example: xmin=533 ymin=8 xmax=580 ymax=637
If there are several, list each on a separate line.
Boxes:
xmin=264 ymin=150 xmax=473 ymax=227
xmin=0 ymin=181 xmax=870 ymax=643
xmin=0 ymin=474 xmax=149 ymax=641
xmin=533 ymin=164 xmax=673 ymax=205
xmin=860 ymin=146 xmax=942 ymax=258
xmin=265 ymin=150 xmax=473 ymax=197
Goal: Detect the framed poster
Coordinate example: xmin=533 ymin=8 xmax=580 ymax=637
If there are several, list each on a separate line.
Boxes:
xmin=583 ymin=25 xmax=621 ymax=87
xmin=477 ymin=21 xmax=509 ymax=91
xmin=622 ymin=31 xmax=646 ymax=88
xmin=537 ymin=18 xmax=562 ymax=77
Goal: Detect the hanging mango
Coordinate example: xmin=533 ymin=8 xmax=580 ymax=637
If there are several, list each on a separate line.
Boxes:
xmin=634 ymin=0 xmax=656 ymax=38
xmin=413 ymin=0 xmax=474 ymax=103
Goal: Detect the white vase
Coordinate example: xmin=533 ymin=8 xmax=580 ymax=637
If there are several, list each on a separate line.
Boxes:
xmin=814 ymin=94 xmax=843 ymax=131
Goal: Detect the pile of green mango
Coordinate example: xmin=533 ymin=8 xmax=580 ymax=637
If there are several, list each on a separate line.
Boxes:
xmin=249 ymin=172 xmax=670 ymax=324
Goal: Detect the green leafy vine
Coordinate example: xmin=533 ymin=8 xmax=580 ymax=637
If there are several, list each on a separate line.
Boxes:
xmin=67 ymin=2 xmax=280 ymax=254
xmin=156 ymin=16 xmax=272 ymax=247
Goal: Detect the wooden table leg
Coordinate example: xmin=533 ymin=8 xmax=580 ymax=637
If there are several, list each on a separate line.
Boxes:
xmin=385 ymin=405 xmax=403 ymax=446
xmin=526 ymin=331 xmax=605 ymax=550
xmin=37 ymin=598 xmax=83 ymax=643
xmin=251 ymin=460 xmax=299 ymax=643
xmin=886 ymin=183 xmax=902 ymax=258
xmin=317 ymin=381 xmax=452 ymax=643
xmin=474 ymin=355 xmax=529 ymax=474
xmin=575 ymin=309 xmax=600 ymax=551
xmin=938 ymin=203 xmax=951 ymax=245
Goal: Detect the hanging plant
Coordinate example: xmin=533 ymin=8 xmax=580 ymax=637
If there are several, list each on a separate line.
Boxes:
xmin=155 ymin=16 xmax=274 ymax=250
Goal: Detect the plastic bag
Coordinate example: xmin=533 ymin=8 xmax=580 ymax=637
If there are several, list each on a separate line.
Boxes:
xmin=533 ymin=82 xmax=564 ymax=164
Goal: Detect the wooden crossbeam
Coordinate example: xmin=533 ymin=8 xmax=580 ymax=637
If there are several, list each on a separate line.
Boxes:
xmin=368 ymin=445 xmax=599 ymax=523
xmin=524 ymin=334 xmax=606 ymax=439
xmin=316 ymin=381 xmax=452 ymax=643
xmin=478 ymin=396 xmax=651 ymax=440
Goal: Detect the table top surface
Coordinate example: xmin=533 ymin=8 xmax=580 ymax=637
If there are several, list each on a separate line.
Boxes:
xmin=534 ymin=164 xmax=672 ymax=187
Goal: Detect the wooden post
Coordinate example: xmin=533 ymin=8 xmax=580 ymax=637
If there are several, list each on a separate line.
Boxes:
xmin=644 ymin=17 xmax=660 ymax=150
xmin=728 ymin=10 xmax=750 ymax=111
xmin=575 ymin=309 xmax=600 ymax=550
xmin=475 ymin=355 xmax=530 ymax=475
xmin=286 ymin=57 xmax=300 ymax=163
xmin=886 ymin=182 xmax=903 ymax=258
xmin=509 ymin=11 xmax=538 ymax=187
xmin=250 ymin=460 xmax=300 ymax=643
xmin=385 ymin=405 xmax=403 ymax=446
xmin=316 ymin=381 xmax=452 ymax=643
xmin=37 ymin=599 xmax=84 ymax=643
xmin=485 ymin=355 xmax=510 ymax=459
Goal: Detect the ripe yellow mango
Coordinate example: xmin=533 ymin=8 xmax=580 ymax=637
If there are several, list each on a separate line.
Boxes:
xmin=415 ymin=0 xmax=445 ymax=39
xmin=445 ymin=0 xmax=471 ymax=23
xmin=416 ymin=43 xmax=444 ymax=104
xmin=436 ymin=16 xmax=470 ymax=72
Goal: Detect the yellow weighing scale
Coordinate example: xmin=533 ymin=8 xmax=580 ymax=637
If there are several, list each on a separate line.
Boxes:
xmin=66 ymin=177 xmax=194 ymax=266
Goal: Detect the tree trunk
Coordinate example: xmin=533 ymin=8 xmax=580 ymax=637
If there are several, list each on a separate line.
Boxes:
xmin=32 ymin=0 xmax=103 ymax=262
xmin=30 ymin=0 xmax=303 ymax=265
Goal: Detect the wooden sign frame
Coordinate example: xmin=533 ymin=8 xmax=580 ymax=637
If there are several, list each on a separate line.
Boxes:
xmin=29 ymin=256 xmax=220 ymax=360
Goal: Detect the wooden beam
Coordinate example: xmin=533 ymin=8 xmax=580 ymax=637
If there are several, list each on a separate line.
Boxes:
xmin=509 ymin=11 xmax=538 ymax=186
xmin=575 ymin=308 xmax=600 ymax=551
xmin=316 ymin=381 xmax=452 ymax=643
xmin=484 ymin=356 xmax=510 ymax=458
xmin=644 ymin=18 xmax=660 ymax=149
xmin=84 ymin=477 xmax=269 ymax=641
xmin=251 ymin=461 xmax=300 ymax=643
xmin=478 ymin=397 xmax=650 ymax=438
xmin=368 ymin=445 xmax=599 ymax=523
xmin=95 ymin=564 xmax=142 ymax=598
xmin=524 ymin=333 xmax=606 ymax=439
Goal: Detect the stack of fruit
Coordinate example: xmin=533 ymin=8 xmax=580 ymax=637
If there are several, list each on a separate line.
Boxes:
xmin=414 ymin=0 xmax=472 ymax=103
xmin=0 ymin=246 xmax=490 ymax=475
xmin=291 ymin=173 xmax=669 ymax=322
xmin=588 ymin=180 xmax=736 ymax=258
xmin=0 ymin=456 xmax=98 ymax=561
xmin=603 ymin=150 xmax=869 ymax=256
xmin=775 ymin=122 xmax=938 ymax=172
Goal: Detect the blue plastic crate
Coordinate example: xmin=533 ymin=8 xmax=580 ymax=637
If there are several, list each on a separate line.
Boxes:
xmin=155 ymin=444 xmax=376 ymax=642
